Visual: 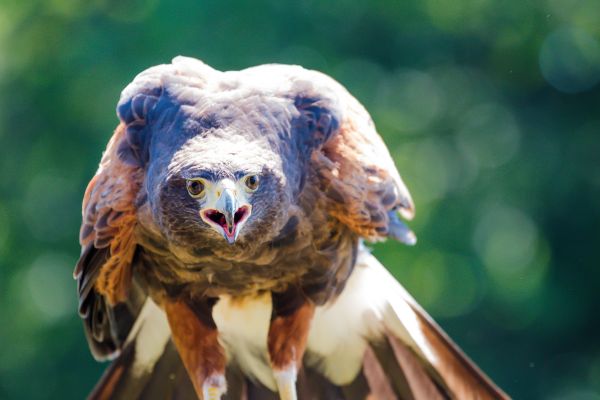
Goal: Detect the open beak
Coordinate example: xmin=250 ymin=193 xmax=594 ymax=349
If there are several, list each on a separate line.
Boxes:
xmin=200 ymin=185 xmax=252 ymax=244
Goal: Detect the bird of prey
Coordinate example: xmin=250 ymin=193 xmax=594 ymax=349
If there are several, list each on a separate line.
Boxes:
xmin=75 ymin=56 xmax=508 ymax=400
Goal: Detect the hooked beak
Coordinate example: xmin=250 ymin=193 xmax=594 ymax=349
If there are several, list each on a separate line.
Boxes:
xmin=220 ymin=188 xmax=237 ymax=235
xmin=200 ymin=186 xmax=252 ymax=244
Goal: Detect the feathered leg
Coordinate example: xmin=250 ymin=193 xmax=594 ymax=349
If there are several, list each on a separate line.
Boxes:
xmin=164 ymin=298 xmax=227 ymax=400
xmin=268 ymin=288 xmax=315 ymax=400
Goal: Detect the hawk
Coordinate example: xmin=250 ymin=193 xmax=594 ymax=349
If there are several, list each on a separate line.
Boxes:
xmin=75 ymin=56 xmax=508 ymax=400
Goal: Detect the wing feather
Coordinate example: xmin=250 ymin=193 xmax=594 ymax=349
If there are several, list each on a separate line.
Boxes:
xmin=84 ymin=249 xmax=509 ymax=399
xmin=76 ymin=56 xmax=218 ymax=361
xmin=364 ymin=252 xmax=509 ymax=399
xmin=77 ymin=124 xmax=142 ymax=304
xmin=319 ymin=87 xmax=415 ymax=240
xmin=79 ymin=58 xmax=506 ymax=397
xmin=265 ymin=65 xmax=415 ymax=242
xmin=75 ymin=124 xmax=144 ymax=359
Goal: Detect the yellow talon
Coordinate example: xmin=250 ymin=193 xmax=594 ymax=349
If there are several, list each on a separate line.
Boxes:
xmin=277 ymin=381 xmax=297 ymax=400
xmin=202 ymin=375 xmax=226 ymax=400
xmin=206 ymin=387 xmax=220 ymax=400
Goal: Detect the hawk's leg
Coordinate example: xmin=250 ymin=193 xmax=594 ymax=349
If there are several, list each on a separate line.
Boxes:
xmin=164 ymin=298 xmax=226 ymax=400
xmin=268 ymin=288 xmax=315 ymax=400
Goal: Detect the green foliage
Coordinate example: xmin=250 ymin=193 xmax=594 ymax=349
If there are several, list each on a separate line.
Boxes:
xmin=1 ymin=1 xmax=599 ymax=398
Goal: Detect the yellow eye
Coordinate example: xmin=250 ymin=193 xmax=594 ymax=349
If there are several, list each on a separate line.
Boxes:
xmin=244 ymin=175 xmax=259 ymax=191
xmin=186 ymin=179 xmax=205 ymax=198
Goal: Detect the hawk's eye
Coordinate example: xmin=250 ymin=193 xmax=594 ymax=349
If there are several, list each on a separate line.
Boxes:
xmin=244 ymin=175 xmax=260 ymax=191
xmin=186 ymin=179 xmax=205 ymax=198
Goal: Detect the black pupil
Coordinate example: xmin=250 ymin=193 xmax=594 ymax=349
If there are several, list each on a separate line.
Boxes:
xmin=247 ymin=176 xmax=257 ymax=188
xmin=189 ymin=181 xmax=203 ymax=195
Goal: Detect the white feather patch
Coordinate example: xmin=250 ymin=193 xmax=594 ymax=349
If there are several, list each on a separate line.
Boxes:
xmin=305 ymin=248 xmax=434 ymax=385
xmin=210 ymin=248 xmax=436 ymax=389
xmin=128 ymin=298 xmax=172 ymax=378
xmin=212 ymin=293 xmax=277 ymax=390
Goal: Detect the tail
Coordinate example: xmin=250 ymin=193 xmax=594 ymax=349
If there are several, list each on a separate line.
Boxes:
xmin=87 ymin=252 xmax=509 ymax=400
xmin=87 ymin=299 xmax=196 ymax=400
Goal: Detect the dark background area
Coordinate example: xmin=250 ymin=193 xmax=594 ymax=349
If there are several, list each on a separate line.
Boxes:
xmin=1 ymin=0 xmax=599 ymax=399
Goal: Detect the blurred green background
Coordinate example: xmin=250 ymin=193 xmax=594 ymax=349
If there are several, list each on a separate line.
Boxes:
xmin=1 ymin=0 xmax=599 ymax=398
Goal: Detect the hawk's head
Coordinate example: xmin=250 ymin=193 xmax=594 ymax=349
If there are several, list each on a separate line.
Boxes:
xmin=115 ymin=57 xmax=328 ymax=250
xmin=148 ymin=131 xmax=291 ymax=249
xmin=184 ymin=173 xmax=257 ymax=245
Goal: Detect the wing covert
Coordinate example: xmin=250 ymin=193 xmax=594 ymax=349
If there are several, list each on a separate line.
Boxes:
xmin=276 ymin=66 xmax=416 ymax=242
xmin=74 ymin=124 xmax=144 ymax=359
xmin=75 ymin=56 xmax=217 ymax=359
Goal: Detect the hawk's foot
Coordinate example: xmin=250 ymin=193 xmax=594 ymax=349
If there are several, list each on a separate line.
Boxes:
xmin=274 ymin=365 xmax=298 ymax=400
xmin=268 ymin=289 xmax=314 ymax=400
xmin=202 ymin=374 xmax=227 ymax=400
xmin=164 ymin=299 xmax=226 ymax=400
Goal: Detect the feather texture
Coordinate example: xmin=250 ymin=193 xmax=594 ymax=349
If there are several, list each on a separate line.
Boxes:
xmin=87 ymin=249 xmax=508 ymax=399
xmin=76 ymin=57 xmax=507 ymax=398
xmin=75 ymin=124 xmax=145 ymax=360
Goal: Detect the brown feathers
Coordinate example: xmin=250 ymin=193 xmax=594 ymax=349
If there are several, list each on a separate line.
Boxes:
xmin=307 ymin=76 xmax=414 ymax=241
xmin=78 ymin=124 xmax=142 ymax=305
xmin=408 ymin=302 xmax=508 ymax=399
xmin=84 ymin=250 xmax=510 ymax=400
xmin=76 ymin=57 xmax=507 ymax=399
xmin=268 ymin=301 xmax=315 ymax=370
xmin=164 ymin=299 xmax=226 ymax=398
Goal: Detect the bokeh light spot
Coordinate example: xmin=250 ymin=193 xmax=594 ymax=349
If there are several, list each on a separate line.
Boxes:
xmin=550 ymin=390 xmax=600 ymax=400
xmin=407 ymin=252 xmax=480 ymax=318
xmin=456 ymin=103 xmax=520 ymax=169
xmin=434 ymin=66 xmax=496 ymax=118
xmin=334 ymin=59 xmax=386 ymax=108
xmin=546 ymin=0 xmax=600 ymax=34
xmin=22 ymin=171 xmax=80 ymax=242
xmin=25 ymin=253 xmax=77 ymax=324
xmin=475 ymin=206 xmax=537 ymax=274
xmin=0 ymin=203 xmax=10 ymax=257
xmin=95 ymin=0 xmax=159 ymax=22
xmin=403 ymin=138 xmax=456 ymax=205
xmin=377 ymin=69 xmax=443 ymax=134
xmin=46 ymin=0 xmax=92 ymax=18
xmin=407 ymin=251 xmax=447 ymax=309
xmin=473 ymin=204 xmax=550 ymax=302
xmin=424 ymin=0 xmax=492 ymax=33
xmin=540 ymin=26 xmax=600 ymax=93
